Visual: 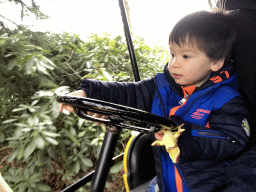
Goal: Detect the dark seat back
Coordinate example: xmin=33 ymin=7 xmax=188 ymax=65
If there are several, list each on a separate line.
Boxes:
xmin=125 ymin=133 xmax=156 ymax=190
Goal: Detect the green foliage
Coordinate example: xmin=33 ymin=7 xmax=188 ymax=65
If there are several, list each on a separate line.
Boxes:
xmin=0 ymin=26 xmax=168 ymax=191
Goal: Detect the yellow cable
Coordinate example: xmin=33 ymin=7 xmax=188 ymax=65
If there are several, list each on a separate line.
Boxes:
xmin=122 ymin=135 xmax=135 ymax=192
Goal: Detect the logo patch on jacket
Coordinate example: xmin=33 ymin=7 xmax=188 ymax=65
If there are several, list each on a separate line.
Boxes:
xmin=242 ymin=118 xmax=250 ymax=137
xmin=191 ymin=109 xmax=210 ymax=120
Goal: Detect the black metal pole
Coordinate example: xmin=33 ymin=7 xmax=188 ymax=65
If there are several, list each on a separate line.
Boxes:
xmin=61 ymin=153 xmax=124 ymax=192
xmin=61 ymin=171 xmax=94 ymax=192
xmin=90 ymin=132 xmax=120 ymax=192
xmin=118 ymin=0 xmax=140 ymax=82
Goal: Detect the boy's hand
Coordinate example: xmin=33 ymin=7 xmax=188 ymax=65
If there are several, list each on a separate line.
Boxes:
xmin=58 ymin=90 xmax=107 ymax=123
xmin=152 ymin=124 xmax=184 ymax=164
xmin=59 ymin=90 xmax=86 ymax=113
xmin=154 ymin=129 xmax=166 ymax=141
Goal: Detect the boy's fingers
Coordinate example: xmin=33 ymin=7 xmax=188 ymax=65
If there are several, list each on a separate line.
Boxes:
xmin=59 ymin=104 xmax=74 ymax=113
xmin=154 ymin=133 xmax=163 ymax=141
xmin=66 ymin=105 xmax=74 ymax=113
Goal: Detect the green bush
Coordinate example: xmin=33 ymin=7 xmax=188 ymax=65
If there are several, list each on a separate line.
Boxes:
xmin=0 ymin=26 xmax=168 ymax=191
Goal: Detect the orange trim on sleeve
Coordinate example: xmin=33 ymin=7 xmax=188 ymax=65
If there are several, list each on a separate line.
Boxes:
xmin=205 ymin=122 xmax=210 ymax=128
xmin=169 ymin=105 xmax=182 ymax=116
xmin=174 ymin=165 xmax=183 ymax=192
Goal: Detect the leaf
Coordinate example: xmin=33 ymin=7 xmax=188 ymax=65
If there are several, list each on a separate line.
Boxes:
xmin=78 ymin=131 xmax=86 ymax=138
xmin=51 ymin=100 xmax=60 ymax=118
xmin=4 ymin=53 xmax=14 ymax=57
xmin=42 ymin=56 xmax=56 ymax=67
xmin=28 ymin=107 xmax=36 ymax=113
xmin=6 ymin=149 xmax=19 ymax=163
xmin=110 ymin=161 xmax=123 ymax=173
xmin=80 ymin=162 xmax=89 ymax=173
xmin=103 ymin=54 xmax=109 ymax=62
xmin=86 ymin=61 xmax=93 ymax=68
xmin=31 ymin=100 xmax=39 ymax=106
xmin=2 ymin=119 xmax=17 ymax=124
xmin=0 ymin=131 xmax=4 ymax=142
xmin=39 ymin=60 xmax=54 ymax=70
xmin=25 ymin=56 xmax=35 ymax=74
xmin=24 ymin=141 xmax=36 ymax=159
xmin=0 ymin=33 xmax=8 ymax=38
xmin=35 ymin=135 xmax=45 ymax=149
xmin=47 ymin=147 xmax=56 ymax=158
xmin=105 ymin=181 xmax=110 ymax=189
xmin=102 ymin=70 xmax=113 ymax=81
xmin=17 ymin=145 xmax=25 ymax=160
xmin=80 ymin=157 xmax=93 ymax=167
xmin=18 ymin=181 xmax=28 ymax=192
xmin=12 ymin=107 xmax=27 ymax=112
xmin=90 ymin=138 xmax=98 ymax=146
xmin=7 ymin=59 xmax=17 ymax=70
xmin=78 ymin=119 xmax=85 ymax=128
xmin=36 ymin=183 xmax=52 ymax=192
xmin=73 ymin=161 xmax=80 ymax=174
xmin=102 ymin=70 xmax=112 ymax=81
xmin=70 ymin=127 xmax=77 ymax=136
xmin=29 ymin=172 xmax=43 ymax=183
xmin=41 ymin=131 xmax=60 ymax=137
xmin=13 ymin=176 xmax=26 ymax=182
xmin=60 ymin=144 xmax=67 ymax=159
xmin=27 ymin=117 xmax=35 ymax=126
xmin=24 ymin=167 xmax=30 ymax=179
xmin=34 ymin=116 xmax=39 ymax=124
xmin=45 ymin=137 xmax=58 ymax=145
xmin=59 ymin=45 xmax=63 ymax=52
xmin=19 ymin=104 xmax=30 ymax=108
xmin=21 ymin=128 xmax=32 ymax=132
xmin=14 ymin=123 xmax=28 ymax=127
xmin=64 ymin=130 xmax=80 ymax=146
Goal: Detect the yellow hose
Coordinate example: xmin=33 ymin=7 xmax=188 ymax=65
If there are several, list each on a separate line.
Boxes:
xmin=122 ymin=135 xmax=135 ymax=192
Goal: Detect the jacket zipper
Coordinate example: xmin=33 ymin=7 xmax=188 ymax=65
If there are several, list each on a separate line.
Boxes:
xmin=179 ymin=94 xmax=189 ymax=105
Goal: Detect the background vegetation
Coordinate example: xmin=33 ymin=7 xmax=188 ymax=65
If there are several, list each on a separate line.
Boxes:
xmin=0 ymin=23 xmax=169 ymax=192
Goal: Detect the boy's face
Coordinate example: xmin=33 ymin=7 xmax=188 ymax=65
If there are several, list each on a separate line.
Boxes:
xmin=168 ymin=42 xmax=224 ymax=88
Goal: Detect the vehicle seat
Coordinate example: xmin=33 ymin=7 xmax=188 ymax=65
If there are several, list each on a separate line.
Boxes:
xmin=123 ymin=133 xmax=156 ymax=192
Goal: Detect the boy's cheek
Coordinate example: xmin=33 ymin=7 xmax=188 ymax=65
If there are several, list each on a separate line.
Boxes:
xmin=167 ymin=64 xmax=172 ymax=73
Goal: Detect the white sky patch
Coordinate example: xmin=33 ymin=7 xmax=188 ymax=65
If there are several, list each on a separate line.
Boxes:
xmin=0 ymin=0 xmax=210 ymax=48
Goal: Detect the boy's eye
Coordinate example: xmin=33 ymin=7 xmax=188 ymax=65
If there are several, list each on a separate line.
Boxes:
xmin=170 ymin=54 xmax=174 ymax=57
xmin=183 ymin=55 xmax=190 ymax=59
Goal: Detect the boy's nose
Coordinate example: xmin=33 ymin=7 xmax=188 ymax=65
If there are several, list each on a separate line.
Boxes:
xmin=170 ymin=58 xmax=179 ymax=68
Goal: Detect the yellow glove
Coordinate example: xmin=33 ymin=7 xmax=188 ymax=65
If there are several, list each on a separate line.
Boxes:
xmin=152 ymin=124 xmax=184 ymax=164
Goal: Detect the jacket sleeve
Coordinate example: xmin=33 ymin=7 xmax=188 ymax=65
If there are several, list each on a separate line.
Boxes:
xmin=77 ymin=78 xmax=156 ymax=112
xmin=224 ymin=146 xmax=256 ymax=192
xmin=177 ymin=97 xmax=250 ymax=161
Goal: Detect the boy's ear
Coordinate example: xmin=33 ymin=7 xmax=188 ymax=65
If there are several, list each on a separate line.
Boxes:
xmin=211 ymin=59 xmax=225 ymax=72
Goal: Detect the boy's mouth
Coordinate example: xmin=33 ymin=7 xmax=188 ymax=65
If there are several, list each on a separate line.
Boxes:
xmin=172 ymin=73 xmax=182 ymax=79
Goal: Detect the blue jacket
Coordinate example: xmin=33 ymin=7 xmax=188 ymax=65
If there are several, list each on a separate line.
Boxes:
xmin=151 ymin=64 xmax=249 ymax=192
xmin=79 ymin=63 xmax=250 ymax=192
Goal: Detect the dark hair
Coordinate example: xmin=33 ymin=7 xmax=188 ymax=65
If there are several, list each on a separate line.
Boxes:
xmin=169 ymin=11 xmax=237 ymax=61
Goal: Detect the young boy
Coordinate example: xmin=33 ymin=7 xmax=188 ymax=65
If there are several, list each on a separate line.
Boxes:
xmin=59 ymin=11 xmax=250 ymax=192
